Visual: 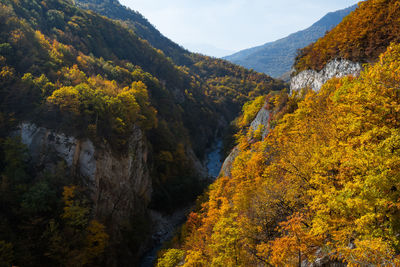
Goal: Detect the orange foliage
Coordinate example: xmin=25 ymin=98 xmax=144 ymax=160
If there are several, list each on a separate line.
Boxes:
xmin=159 ymin=44 xmax=400 ymax=266
xmin=295 ymin=0 xmax=400 ymax=72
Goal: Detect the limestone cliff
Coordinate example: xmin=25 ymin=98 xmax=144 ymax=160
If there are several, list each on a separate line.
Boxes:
xmin=17 ymin=122 xmax=152 ymax=264
xmin=219 ymin=147 xmax=239 ymax=178
xmin=290 ymin=59 xmax=362 ymax=92
xmin=250 ymin=104 xmax=271 ymax=140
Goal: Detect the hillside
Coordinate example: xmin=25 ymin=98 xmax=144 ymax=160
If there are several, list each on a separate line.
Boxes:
xmin=74 ymin=0 xmax=193 ymax=66
xmin=159 ymin=41 xmax=400 ymax=267
xmin=224 ymin=5 xmax=356 ymax=78
xmin=158 ymin=0 xmax=400 ymax=266
xmin=295 ymin=0 xmax=400 ymax=73
xmin=75 ymin=0 xmax=285 ymax=122
xmin=0 ymin=0 xmax=284 ymax=265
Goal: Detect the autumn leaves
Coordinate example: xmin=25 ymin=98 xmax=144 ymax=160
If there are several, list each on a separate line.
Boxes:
xmin=158 ymin=44 xmax=400 ymax=266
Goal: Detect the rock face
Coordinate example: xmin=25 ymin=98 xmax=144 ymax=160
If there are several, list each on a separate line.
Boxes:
xmin=219 ymin=147 xmax=239 ymax=178
xmin=250 ymin=105 xmax=271 ymax=140
xmin=302 ymin=251 xmax=346 ymax=267
xmin=17 ymin=122 xmax=152 ymax=263
xmin=290 ymin=59 xmax=362 ymax=92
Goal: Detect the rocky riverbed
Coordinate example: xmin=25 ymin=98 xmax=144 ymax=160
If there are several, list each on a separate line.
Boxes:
xmin=139 ymin=138 xmax=224 ymax=266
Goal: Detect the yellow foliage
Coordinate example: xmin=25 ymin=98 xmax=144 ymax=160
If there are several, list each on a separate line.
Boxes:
xmin=84 ymin=220 xmax=109 ymax=261
xmin=47 ymin=86 xmax=80 ymax=115
xmin=237 ymin=95 xmax=266 ymax=128
xmin=176 ymin=44 xmax=400 ymax=266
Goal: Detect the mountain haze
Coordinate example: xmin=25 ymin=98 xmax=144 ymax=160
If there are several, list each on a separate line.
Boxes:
xmin=224 ymin=4 xmax=357 ymax=78
xmin=183 ymin=43 xmax=234 ymax=58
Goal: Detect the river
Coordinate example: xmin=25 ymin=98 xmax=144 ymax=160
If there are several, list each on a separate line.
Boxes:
xmin=139 ymin=139 xmax=223 ymax=267
xmin=205 ymin=139 xmax=223 ymax=179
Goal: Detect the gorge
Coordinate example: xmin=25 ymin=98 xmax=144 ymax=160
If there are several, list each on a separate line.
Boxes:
xmin=2 ymin=0 xmax=400 ymax=266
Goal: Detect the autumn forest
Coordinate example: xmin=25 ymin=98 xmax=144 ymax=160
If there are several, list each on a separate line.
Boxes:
xmin=1 ymin=0 xmax=400 ymax=266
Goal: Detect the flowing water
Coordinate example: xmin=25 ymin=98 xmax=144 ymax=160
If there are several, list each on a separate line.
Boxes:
xmin=139 ymin=139 xmax=223 ymax=266
xmin=205 ymin=139 xmax=223 ymax=179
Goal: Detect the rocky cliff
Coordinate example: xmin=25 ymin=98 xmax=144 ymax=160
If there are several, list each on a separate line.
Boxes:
xmin=222 ymin=58 xmax=359 ymax=177
xmin=249 ymin=105 xmax=271 ymax=140
xmin=219 ymin=147 xmax=239 ymax=178
xmin=290 ymin=59 xmax=362 ymax=92
xmin=17 ymin=122 xmax=152 ymax=264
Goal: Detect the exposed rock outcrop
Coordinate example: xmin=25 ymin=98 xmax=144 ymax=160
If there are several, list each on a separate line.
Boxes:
xmin=17 ymin=122 xmax=152 ymax=264
xmin=290 ymin=59 xmax=362 ymax=92
xmin=250 ymin=105 xmax=271 ymax=140
xmin=219 ymin=147 xmax=239 ymax=178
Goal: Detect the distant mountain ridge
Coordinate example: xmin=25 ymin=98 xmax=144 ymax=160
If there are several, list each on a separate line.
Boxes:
xmin=224 ymin=4 xmax=357 ymax=78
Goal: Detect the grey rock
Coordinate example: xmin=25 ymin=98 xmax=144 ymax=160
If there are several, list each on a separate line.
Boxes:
xmin=78 ymin=140 xmax=96 ymax=181
xmin=250 ymin=105 xmax=270 ymax=140
xmin=219 ymin=146 xmax=239 ymax=178
xmin=290 ymin=59 xmax=362 ymax=92
xmin=17 ymin=122 xmax=152 ymax=262
xmin=20 ymin=123 xmax=78 ymax=168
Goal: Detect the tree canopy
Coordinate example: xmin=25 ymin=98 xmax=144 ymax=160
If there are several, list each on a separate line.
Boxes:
xmin=295 ymin=0 xmax=400 ymax=73
xmin=159 ymin=43 xmax=400 ymax=266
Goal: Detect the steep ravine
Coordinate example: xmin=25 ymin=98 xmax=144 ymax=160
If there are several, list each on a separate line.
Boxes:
xmin=140 ymin=58 xmax=363 ymax=264
xmin=139 ymin=138 xmax=224 ymax=267
xmin=17 ymin=56 xmax=361 ymax=264
xmin=15 ymin=122 xmax=152 ymax=264
xmin=15 ymin=120 xmax=226 ymax=266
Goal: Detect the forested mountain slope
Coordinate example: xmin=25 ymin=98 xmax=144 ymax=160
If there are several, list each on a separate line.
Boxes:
xmin=158 ymin=0 xmax=400 ymax=265
xmin=0 ymin=0 xmax=284 ymax=265
xmin=295 ymin=0 xmax=400 ymax=73
xmin=75 ymin=0 xmax=192 ymax=66
xmin=224 ymin=5 xmax=356 ymax=78
xmin=73 ymin=0 xmax=285 ymax=123
xmin=159 ymin=41 xmax=400 ymax=267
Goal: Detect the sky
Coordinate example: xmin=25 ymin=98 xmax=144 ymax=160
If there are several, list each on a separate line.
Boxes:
xmin=119 ymin=0 xmax=360 ymax=57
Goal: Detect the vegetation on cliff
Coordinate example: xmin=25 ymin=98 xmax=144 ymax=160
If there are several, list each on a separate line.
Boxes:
xmin=159 ymin=44 xmax=400 ymax=266
xmin=0 ymin=123 xmax=109 ymax=266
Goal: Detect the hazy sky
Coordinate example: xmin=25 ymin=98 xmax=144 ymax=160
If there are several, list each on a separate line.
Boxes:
xmin=119 ymin=0 xmax=360 ymax=55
